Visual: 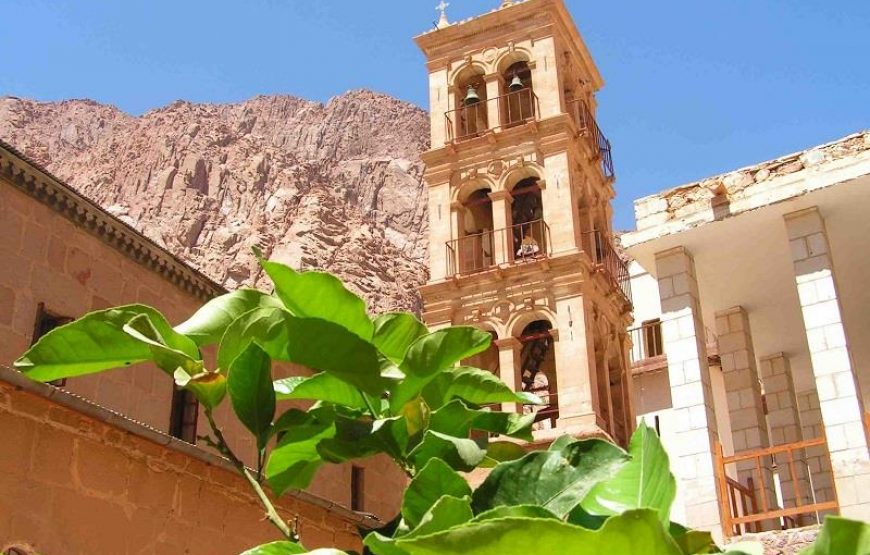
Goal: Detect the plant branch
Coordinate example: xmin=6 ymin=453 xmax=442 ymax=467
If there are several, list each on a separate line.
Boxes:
xmin=204 ymin=409 xmax=295 ymax=541
xmin=360 ymin=390 xmax=379 ymax=420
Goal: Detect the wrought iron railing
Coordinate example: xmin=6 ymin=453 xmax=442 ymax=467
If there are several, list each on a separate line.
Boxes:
xmin=445 ymin=88 xmax=539 ymax=142
xmin=714 ymin=439 xmax=839 ymax=537
xmin=446 ymin=219 xmax=551 ymax=276
xmin=584 ymin=230 xmax=632 ymax=304
xmin=567 ymin=99 xmax=615 ymax=179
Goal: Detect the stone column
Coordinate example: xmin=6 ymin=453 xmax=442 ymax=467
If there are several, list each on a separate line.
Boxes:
xmin=494 ymin=337 xmax=522 ymax=413
xmin=484 ymin=75 xmax=502 ymax=132
xmin=541 ymin=151 xmax=578 ymax=255
xmin=715 ymin=307 xmax=776 ymax=516
xmin=655 ymin=246 xmax=722 ymax=534
xmin=488 ymin=190 xmax=513 ymax=265
xmin=553 ymin=294 xmax=599 ymax=430
xmin=784 ymin=207 xmax=870 ymax=521
xmin=797 ymin=389 xmax=837 ymax=509
xmin=759 ymin=353 xmax=811 ymax=518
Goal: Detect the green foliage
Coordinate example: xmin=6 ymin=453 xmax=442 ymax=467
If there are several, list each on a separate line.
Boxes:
xmin=798 ymin=516 xmax=870 ymax=555
xmin=14 ymin=255 xmax=867 ymax=555
xmin=580 ymin=421 xmax=676 ymax=523
xmin=471 ymin=437 xmax=629 ymax=518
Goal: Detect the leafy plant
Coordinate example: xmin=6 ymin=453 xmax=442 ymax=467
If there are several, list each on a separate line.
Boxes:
xmin=14 ymin=254 xmax=869 ymax=554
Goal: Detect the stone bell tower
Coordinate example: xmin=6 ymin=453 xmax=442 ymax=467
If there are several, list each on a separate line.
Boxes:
xmin=415 ymin=0 xmax=634 ymax=446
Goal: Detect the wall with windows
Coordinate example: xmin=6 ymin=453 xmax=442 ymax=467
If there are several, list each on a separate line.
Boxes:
xmin=0 ymin=150 xmax=405 ymax=522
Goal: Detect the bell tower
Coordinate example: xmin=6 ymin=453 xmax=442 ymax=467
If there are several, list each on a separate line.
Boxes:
xmin=415 ymin=0 xmax=634 ymax=445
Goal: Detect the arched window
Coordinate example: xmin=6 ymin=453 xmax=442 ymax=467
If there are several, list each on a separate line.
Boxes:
xmin=510 ymin=177 xmax=546 ymax=261
xmin=518 ymin=320 xmax=557 ymax=429
xmin=458 ymin=188 xmax=494 ymax=273
xmin=501 ymin=61 xmax=535 ymax=127
xmin=453 ymin=67 xmax=488 ymax=140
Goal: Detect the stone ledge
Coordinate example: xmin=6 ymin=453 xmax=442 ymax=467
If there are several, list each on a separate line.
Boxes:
xmin=0 ymin=365 xmax=380 ymax=528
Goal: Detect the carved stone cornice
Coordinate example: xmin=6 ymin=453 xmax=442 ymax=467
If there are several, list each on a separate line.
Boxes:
xmin=0 ymin=141 xmax=225 ymax=302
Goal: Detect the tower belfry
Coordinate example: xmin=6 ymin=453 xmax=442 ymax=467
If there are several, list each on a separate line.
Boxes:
xmin=415 ymin=0 xmax=634 ymax=445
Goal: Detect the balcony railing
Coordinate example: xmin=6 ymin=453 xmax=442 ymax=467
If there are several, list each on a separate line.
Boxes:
xmin=445 ymin=88 xmax=539 ymax=142
xmin=584 ymin=230 xmax=632 ymax=304
xmin=629 ymin=320 xmax=665 ymax=366
xmin=715 ymin=439 xmax=839 ymax=537
xmin=567 ymin=99 xmax=615 ymax=180
xmin=446 ymin=219 xmax=550 ymax=276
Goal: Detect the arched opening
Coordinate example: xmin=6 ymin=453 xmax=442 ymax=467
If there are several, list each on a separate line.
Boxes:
xmin=453 ymin=66 xmax=488 ymax=140
xmin=459 ymin=188 xmax=495 ymax=273
xmin=518 ymin=320 xmax=557 ymax=430
xmin=510 ymin=177 xmax=546 ymax=261
xmin=500 ymin=61 xmax=535 ymax=127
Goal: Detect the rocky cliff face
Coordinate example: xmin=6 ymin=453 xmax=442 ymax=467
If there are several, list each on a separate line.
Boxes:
xmin=0 ymin=91 xmax=430 ymax=313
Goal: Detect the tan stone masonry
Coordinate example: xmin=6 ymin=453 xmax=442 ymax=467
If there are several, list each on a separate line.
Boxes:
xmin=0 ymin=367 xmax=370 ymax=555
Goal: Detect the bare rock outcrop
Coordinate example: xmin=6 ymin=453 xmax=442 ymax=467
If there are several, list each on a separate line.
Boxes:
xmin=0 ymin=91 xmax=430 ymax=313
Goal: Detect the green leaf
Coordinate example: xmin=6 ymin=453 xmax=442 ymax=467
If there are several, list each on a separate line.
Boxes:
xmin=580 ymin=422 xmax=676 ymax=524
xmin=14 ymin=305 xmax=195 ymax=382
xmin=479 ymin=441 xmax=527 ymax=468
xmin=798 ymin=516 xmax=870 ymax=555
xmin=265 ymin=408 xmax=336 ymax=494
xmin=471 ymin=438 xmax=629 ymax=518
xmin=372 ymin=313 xmax=428 ymax=364
xmin=429 ymin=399 xmax=534 ymax=441
xmin=548 ymin=434 xmax=576 ymax=452
xmin=722 ymin=541 xmax=764 ymax=555
xmin=175 ymin=289 xmax=283 ymax=347
xmin=393 ymin=509 xmax=683 ymax=555
xmin=402 ymin=458 xmax=472 ymax=528
xmin=239 ymin=541 xmax=306 ymax=554
xmin=174 ymin=369 xmax=227 ymax=409
xmin=258 ymin=257 xmax=373 ymax=340
xmin=470 ymin=505 xmax=560 ymax=522
xmin=408 ymin=431 xmax=486 ymax=472
xmin=218 ymin=308 xmax=386 ymax=395
xmin=411 ymin=495 xmax=473 ymax=537
xmin=422 ymin=366 xmax=543 ymax=410
xmin=122 ymin=313 xmax=203 ymax=375
xmin=274 ymin=373 xmax=367 ymax=410
xmin=668 ymin=522 xmax=717 ymax=555
xmin=227 ymin=344 xmax=276 ymax=449
xmin=391 ymin=328 xmax=493 ymax=412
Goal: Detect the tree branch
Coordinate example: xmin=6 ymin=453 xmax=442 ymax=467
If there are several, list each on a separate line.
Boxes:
xmin=204 ymin=409 xmax=295 ymax=541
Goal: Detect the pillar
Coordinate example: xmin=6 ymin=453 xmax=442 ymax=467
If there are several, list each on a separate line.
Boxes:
xmin=494 ymin=337 xmax=521 ymax=413
xmin=488 ymin=191 xmax=512 ymax=265
xmin=797 ymin=389 xmax=837 ymax=508
xmin=784 ymin=207 xmax=870 ymax=521
xmin=655 ymin=246 xmax=722 ymax=534
xmin=553 ymin=294 xmax=598 ymax=430
xmin=759 ymin=353 xmax=811 ymax=518
xmin=484 ymin=75 xmax=502 ymax=132
xmin=716 ymin=307 xmax=776 ymax=516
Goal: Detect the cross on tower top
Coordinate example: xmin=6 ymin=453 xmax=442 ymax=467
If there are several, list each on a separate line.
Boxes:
xmin=436 ymin=1 xmax=450 ymax=29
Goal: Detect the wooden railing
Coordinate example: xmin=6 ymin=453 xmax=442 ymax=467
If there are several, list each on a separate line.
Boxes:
xmin=715 ymin=439 xmax=839 ymax=537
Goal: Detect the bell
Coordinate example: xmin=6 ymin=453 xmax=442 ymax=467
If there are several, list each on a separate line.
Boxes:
xmin=463 ymin=85 xmax=481 ymax=106
xmin=508 ymin=74 xmax=524 ymax=92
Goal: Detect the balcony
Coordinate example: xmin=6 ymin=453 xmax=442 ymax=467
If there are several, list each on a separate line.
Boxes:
xmin=445 ymin=88 xmax=539 ymax=142
xmin=446 ymin=219 xmax=550 ymax=276
xmin=567 ymin=99 xmax=615 ymax=180
xmin=584 ymin=230 xmax=632 ymax=304
xmin=629 ymin=320 xmax=720 ymax=372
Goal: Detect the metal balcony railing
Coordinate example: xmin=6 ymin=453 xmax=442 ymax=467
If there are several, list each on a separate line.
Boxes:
xmin=584 ymin=230 xmax=632 ymax=304
xmin=567 ymin=99 xmax=615 ymax=179
xmin=445 ymin=88 xmax=539 ymax=142
xmin=446 ymin=219 xmax=551 ymax=276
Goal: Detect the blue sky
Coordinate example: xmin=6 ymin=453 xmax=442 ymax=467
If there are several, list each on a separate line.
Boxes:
xmin=3 ymin=1 xmax=868 ymax=229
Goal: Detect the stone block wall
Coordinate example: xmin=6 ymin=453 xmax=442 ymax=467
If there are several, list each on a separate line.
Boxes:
xmin=0 ymin=166 xmax=405 ymax=521
xmin=0 ymin=375 xmax=368 ymax=555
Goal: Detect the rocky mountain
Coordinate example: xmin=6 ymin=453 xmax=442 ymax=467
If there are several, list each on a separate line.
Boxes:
xmin=0 ymin=91 xmax=430 ymax=313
